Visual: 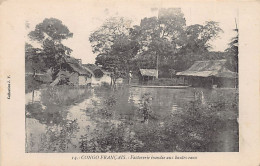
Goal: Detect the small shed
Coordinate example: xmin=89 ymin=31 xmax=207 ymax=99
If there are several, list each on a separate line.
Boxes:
xmin=139 ymin=69 xmax=158 ymax=83
xmin=176 ymin=60 xmax=238 ymax=88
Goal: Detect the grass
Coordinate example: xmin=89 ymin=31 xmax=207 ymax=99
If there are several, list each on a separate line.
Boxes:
xmin=26 ymin=85 xmax=238 ymax=152
xmin=79 ymin=89 xmax=238 ymax=152
xmin=25 ymin=74 xmax=53 ymax=93
xmin=40 ymin=85 xmax=92 ymax=106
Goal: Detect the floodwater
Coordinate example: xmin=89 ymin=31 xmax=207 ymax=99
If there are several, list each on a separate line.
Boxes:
xmin=25 ymin=86 xmax=238 ymax=152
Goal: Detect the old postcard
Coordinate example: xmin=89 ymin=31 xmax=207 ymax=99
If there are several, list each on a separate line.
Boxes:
xmin=0 ymin=0 xmax=259 ymax=165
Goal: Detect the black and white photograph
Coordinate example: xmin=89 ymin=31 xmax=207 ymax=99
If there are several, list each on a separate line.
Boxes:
xmin=24 ymin=6 xmax=240 ymax=153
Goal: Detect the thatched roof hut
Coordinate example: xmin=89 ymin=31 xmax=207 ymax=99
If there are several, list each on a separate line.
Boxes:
xmin=51 ymin=56 xmax=93 ymax=86
xmin=63 ymin=57 xmax=92 ymax=77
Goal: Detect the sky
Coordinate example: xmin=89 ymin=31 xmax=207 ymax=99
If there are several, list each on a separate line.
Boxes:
xmin=26 ymin=5 xmax=238 ymax=64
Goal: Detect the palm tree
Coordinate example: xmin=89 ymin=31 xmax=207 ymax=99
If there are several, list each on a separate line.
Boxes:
xmin=225 ymin=18 xmax=238 ymax=72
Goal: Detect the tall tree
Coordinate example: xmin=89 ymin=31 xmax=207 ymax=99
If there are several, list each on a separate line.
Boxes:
xmin=89 ymin=17 xmax=138 ymax=87
xmin=175 ymin=21 xmax=224 ymax=71
xmin=225 ymin=20 xmax=238 ymax=72
xmin=90 ymin=8 xmax=224 ymax=79
xmin=131 ymin=8 xmax=187 ymax=73
xmin=28 ymin=18 xmax=73 ymax=74
xmin=25 ymin=43 xmax=46 ymax=76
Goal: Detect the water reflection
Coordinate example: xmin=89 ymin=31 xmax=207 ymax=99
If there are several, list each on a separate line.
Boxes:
xmin=25 ymin=87 xmax=238 ymax=152
xmin=128 ymin=87 xmax=195 ymax=117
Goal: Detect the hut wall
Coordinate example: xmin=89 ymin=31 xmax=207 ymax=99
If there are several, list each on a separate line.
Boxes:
xmin=187 ymin=77 xmax=213 ymax=88
xmin=187 ymin=76 xmax=237 ymax=88
xmin=138 ymin=75 xmax=155 ymax=84
xmin=69 ymin=73 xmax=79 ymax=85
xmin=92 ymin=74 xmax=111 ymax=85
xmin=86 ymin=76 xmax=92 ymax=85
xmin=216 ymin=77 xmax=238 ymax=88
xmin=79 ymin=75 xmax=87 ymax=85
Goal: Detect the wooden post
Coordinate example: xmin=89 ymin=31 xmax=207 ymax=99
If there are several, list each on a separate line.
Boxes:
xmin=156 ymin=55 xmax=159 ymax=79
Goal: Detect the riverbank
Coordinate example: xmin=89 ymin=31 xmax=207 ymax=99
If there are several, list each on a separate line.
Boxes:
xmin=146 ymin=78 xmax=186 ymax=86
xmin=131 ymin=85 xmax=189 ymax=89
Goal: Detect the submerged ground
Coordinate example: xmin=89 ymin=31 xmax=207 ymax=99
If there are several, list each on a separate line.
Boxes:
xmin=25 ymin=85 xmax=239 ymax=152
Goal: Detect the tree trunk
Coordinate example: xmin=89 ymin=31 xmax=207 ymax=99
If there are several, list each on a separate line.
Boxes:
xmin=110 ymin=76 xmax=113 ymax=87
xmin=112 ymin=77 xmax=117 ymax=90
xmin=33 ymin=69 xmax=36 ymax=78
xmin=126 ymin=63 xmax=130 ymax=85
xmin=32 ymin=89 xmax=34 ymax=103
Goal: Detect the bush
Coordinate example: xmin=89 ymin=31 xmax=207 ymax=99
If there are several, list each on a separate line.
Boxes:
xmin=25 ymin=75 xmax=43 ymax=93
xmin=26 ymin=102 xmax=67 ymax=125
xmin=25 ymin=74 xmax=52 ymax=93
xmin=100 ymin=82 xmax=111 ymax=89
xmin=41 ymin=86 xmax=91 ymax=106
xmin=79 ymin=123 xmax=144 ymax=152
xmin=83 ymin=88 xmax=239 ymax=152
xmin=40 ymin=119 xmax=79 ymax=152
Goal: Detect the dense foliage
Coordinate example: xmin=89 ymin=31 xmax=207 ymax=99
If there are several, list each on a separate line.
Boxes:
xmin=78 ymin=89 xmax=238 ymax=152
xmin=26 ymin=18 xmax=73 ymax=76
xmin=90 ymin=8 xmax=230 ymax=80
xmin=225 ymin=25 xmax=238 ymax=72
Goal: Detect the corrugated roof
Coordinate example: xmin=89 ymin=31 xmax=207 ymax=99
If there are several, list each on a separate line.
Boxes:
xmin=140 ymin=69 xmax=158 ymax=77
xmin=176 ymin=60 xmax=238 ymax=78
